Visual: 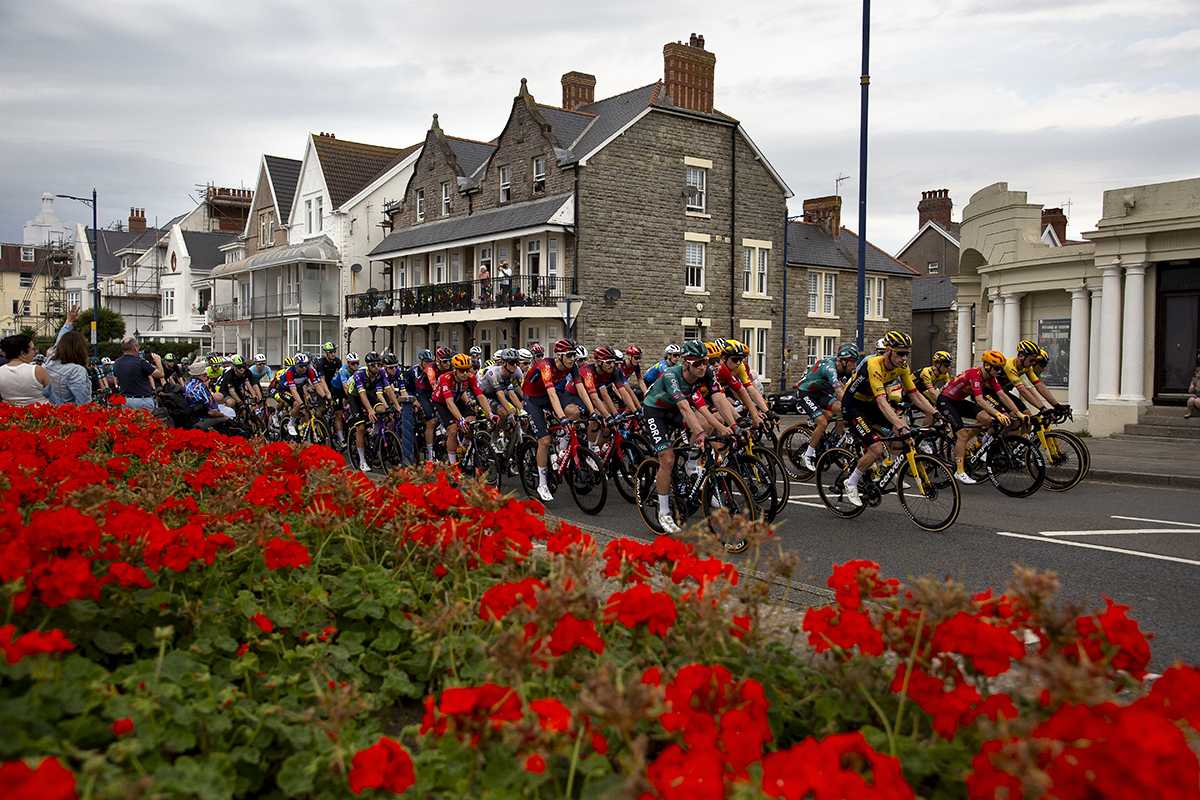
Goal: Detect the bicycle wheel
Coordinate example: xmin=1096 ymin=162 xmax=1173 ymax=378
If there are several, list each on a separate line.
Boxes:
xmin=1055 ymin=429 xmax=1091 ymax=480
xmin=303 ymin=417 xmax=331 ymax=447
xmin=777 ymin=422 xmax=815 ymax=481
xmin=379 ymin=430 xmax=403 ymax=472
xmin=611 ymin=438 xmax=642 ymax=504
xmin=1039 ymin=431 xmax=1086 ymax=492
xmin=731 ymin=453 xmax=776 ymax=522
xmin=814 ymin=447 xmax=867 ymax=519
xmin=755 ymin=448 xmax=791 ymax=520
xmin=986 ymin=435 xmax=1045 ymax=498
xmin=567 ymin=446 xmax=607 ymax=515
xmin=517 ymin=438 xmax=543 ymax=499
xmin=471 ymin=432 xmax=501 ymax=486
xmin=702 ymin=467 xmax=756 ymax=553
xmin=896 ymin=454 xmax=961 ymax=532
xmin=751 ymin=424 xmax=778 ymax=453
xmin=634 ymin=458 xmax=681 ymax=535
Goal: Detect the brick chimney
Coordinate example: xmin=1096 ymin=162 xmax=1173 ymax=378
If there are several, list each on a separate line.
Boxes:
xmin=129 ymin=207 xmax=146 ymax=233
xmin=663 ymin=33 xmax=716 ymax=113
xmin=803 ymin=196 xmax=842 ymax=236
xmin=561 ymin=71 xmax=596 ymax=110
xmin=1041 ymin=207 xmax=1068 ymax=244
xmin=917 ymin=189 xmax=952 ymax=230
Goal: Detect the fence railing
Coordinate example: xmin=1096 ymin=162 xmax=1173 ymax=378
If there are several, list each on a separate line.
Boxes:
xmin=208 ymin=302 xmax=239 ymax=323
xmin=345 ymin=275 xmax=575 ymax=320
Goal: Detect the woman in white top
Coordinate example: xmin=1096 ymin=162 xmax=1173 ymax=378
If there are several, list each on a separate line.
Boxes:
xmin=0 ymin=333 xmax=51 ymax=406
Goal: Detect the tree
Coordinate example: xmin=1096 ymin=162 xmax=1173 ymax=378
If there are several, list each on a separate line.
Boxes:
xmin=76 ymin=307 xmax=126 ymax=342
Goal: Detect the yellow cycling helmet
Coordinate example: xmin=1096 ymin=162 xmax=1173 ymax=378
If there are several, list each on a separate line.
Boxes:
xmin=981 ymin=350 xmax=1006 ymax=368
xmin=933 ymin=351 xmax=952 ymax=364
xmin=728 ymin=339 xmax=748 ymax=355
xmin=284 ymin=357 xmax=296 ymax=367
xmin=705 ymin=341 xmax=722 ymax=359
xmin=450 ymin=353 xmax=472 ymax=370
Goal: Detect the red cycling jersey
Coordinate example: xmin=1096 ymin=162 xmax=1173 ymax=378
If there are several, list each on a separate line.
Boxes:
xmin=940 ymin=367 xmax=1002 ymax=402
xmin=566 ymin=363 xmax=625 ymax=396
xmin=715 ymin=363 xmax=745 ymax=394
xmin=521 ymin=357 xmax=579 ymax=398
xmin=433 ymin=371 xmax=483 ymax=404
xmin=413 ymin=362 xmax=443 ymax=392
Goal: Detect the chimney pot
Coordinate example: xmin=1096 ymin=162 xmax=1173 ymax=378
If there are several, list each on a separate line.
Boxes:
xmin=917 ymin=188 xmax=953 ymax=230
xmin=1041 ymin=207 xmax=1068 ymax=244
xmin=802 ymin=195 xmax=843 ymax=236
xmin=561 ymin=71 xmax=597 ymax=110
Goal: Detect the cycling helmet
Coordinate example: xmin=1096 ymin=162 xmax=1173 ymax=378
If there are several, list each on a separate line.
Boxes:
xmin=593 ymin=345 xmax=616 ymax=362
xmin=704 ymin=341 xmax=722 ymax=359
xmin=89 ymin=357 xmax=99 ymax=366
xmin=728 ymin=339 xmax=749 ymax=355
xmin=1017 ymin=340 xmax=1041 ymax=357
xmin=625 ymin=345 xmax=642 ymax=358
xmin=681 ymin=340 xmax=707 ymax=360
xmin=101 ymin=357 xmax=113 ymax=366
xmin=981 ymin=350 xmax=1007 ymax=368
xmin=346 ymin=352 xmax=360 ymax=363
xmin=180 ymin=356 xmax=190 ymax=366
xmin=284 ymin=357 xmax=296 ymax=367
xmin=254 ymin=353 xmax=266 ymax=363
xmin=1037 ymin=348 xmax=1050 ymax=366
xmin=34 ymin=354 xmax=45 ymax=364
xmin=500 ymin=349 xmax=519 ymax=363
xmin=469 ymin=345 xmax=483 ymax=358
xmin=417 ymin=349 xmax=433 ymax=361
xmin=294 ymin=352 xmax=310 ymax=366
xmin=207 ymin=353 xmax=223 ymax=366
xmin=575 ymin=344 xmax=588 ymax=359
xmin=719 ymin=340 xmax=741 ymax=358
xmin=435 ymin=346 xmax=453 ymax=361
xmin=933 ymin=350 xmax=952 ymax=364
xmin=450 ymin=353 xmax=472 ymax=370
xmin=382 ymin=352 xmax=399 ymax=366
xmin=322 ymin=341 xmax=336 ymax=353
xmin=516 ymin=348 xmax=533 ymax=361
xmin=665 ymin=343 xmax=682 ymax=357
xmin=364 ymin=351 xmax=381 ymax=365
xmin=553 ymin=338 xmax=576 ymax=354
xmin=714 ymin=337 xmax=729 ymax=350
xmin=230 ymin=355 xmax=244 ymax=366
xmin=837 ymin=343 xmax=860 ymax=360
xmin=529 ymin=343 xmax=545 ymax=358
xmin=164 ymin=353 xmax=175 ymax=362
xmin=883 ymin=331 xmax=913 ymax=349
xmin=875 ymin=338 xmax=887 ymax=351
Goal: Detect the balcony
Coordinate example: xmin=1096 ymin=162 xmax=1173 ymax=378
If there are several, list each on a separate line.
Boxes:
xmin=209 ymin=302 xmax=239 ymax=323
xmin=345 ymin=275 xmax=575 ymax=321
xmin=248 ymin=283 xmax=338 ymax=319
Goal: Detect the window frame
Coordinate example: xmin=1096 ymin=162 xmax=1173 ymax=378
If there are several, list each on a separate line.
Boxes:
xmin=19 ymin=272 xmax=33 ymax=288
xmin=163 ymin=289 xmax=176 ymax=317
xmin=686 ymin=166 xmax=706 ymax=213
xmin=315 ymin=197 xmax=323 ymax=232
xmin=415 ymin=189 xmax=425 ymax=222
xmin=441 ymin=182 xmax=451 ymax=216
xmin=305 ymin=199 xmax=312 ymax=234
xmin=739 ymin=322 xmax=771 ymax=382
xmin=928 ymin=261 xmax=939 ymax=274
xmin=808 ymin=270 xmax=836 ymax=317
xmin=499 ymin=165 xmax=512 ymax=203
xmin=20 ymin=246 xmax=34 ymax=262
xmin=864 ymin=277 xmax=887 ymax=320
xmin=805 ymin=335 xmax=838 ymax=369
xmin=685 ymin=241 xmax=706 ymax=291
xmin=532 ymin=156 xmax=546 ymax=195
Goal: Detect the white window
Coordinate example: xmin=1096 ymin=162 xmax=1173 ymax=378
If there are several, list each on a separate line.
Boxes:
xmin=743 ymin=248 xmax=753 ymax=294
xmin=305 ymin=199 xmax=312 ymax=234
xmin=740 ymin=324 xmax=770 ymax=379
xmin=21 ymin=246 xmax=34 ymax=262
xmin=21 ymin=300 xmax=32 ymax=316
xmin=809 ymin=272 xmax=835 ymax=316
xmin=741 ymin=241 xmax=772 ymax=297
xmin=434 ymin=253 xmax=445 ymax=283
xmin=239 ymin=281 xmax=250 ymax=313
xmin=67 ymin=291 xmax=81 ymax=307
xmin=806 ymin=335 xmax=837 ymax=369
xmin=526 ymin=325 xmax=541 ymax=348
xmin=547 ymin=238 xmax=558 ymax=278
xmin=478 ymin=247 xmax=492 ymax=273
xmin=397 ymin=258 xmax=407 ymax=288
xmin=532 ymin=156 xmax=546 ymax=194
xmin=19 ymin=272 xmax=33 ymax=288
xmin=928 ymin=261 xmax=939 ymax=275
xmin=163 ymin=289 xmax=176 ymax=317
xmin=442 ymin=182 xmax=451 ymax=215
xmin=686 ymin=167 xmax=706 ymax=213
xmin=416 ymin=189 xmax=425 ymax=222
xmin=683 ymin=325 xmax=701 ymax=341
xmin=412 ymin=257 xmax=423 ymax=285
xmin=315 ymin=197 xmax=323 ymax=232
xmin=758 ymin=249 xmax=768 ymax=295
xmin=287 ymin=319 xmax=300 ymax=353
xmin=685 ymin=241 xmax=705 ymax=290
xmin=260 ymin=211 xmax=275 ymax=247
xmin=864 ymin=277 xmax=887 ymax=319
xmin=499 ymin=166 xmax=511 ymax=203
xmin=450 ymin=253 xmax=460 ymax=283
xmin=478 ymin=327 xmax=492 ymax=360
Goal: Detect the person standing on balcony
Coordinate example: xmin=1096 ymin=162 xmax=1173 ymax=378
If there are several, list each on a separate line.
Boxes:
xmin=498 ymin=260 xmax=512 ymax=304
xmin=478 ymin=262 xmax=491 ymax=308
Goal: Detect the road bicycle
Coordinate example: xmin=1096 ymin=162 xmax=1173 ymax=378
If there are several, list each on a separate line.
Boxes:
xmin=950 ymin=419 xmax=1047 ymax=498
xmin=518 ymin=420 xmax=608 ymax=515
xmin=814 ymin=425 xmax=961 ymax=532
xmin=777 ymin=415 xmax=855 ymax=482
xmin=593 ymin=413 xmax=654 ymax=504
xmin=1025 ymin=408 xmax=1089 ymax=491
xmin=342 ymin=407 xmax=403 ymax=473
xmin=726 ymin=420 xmax=790 ymax=523
xmin=455 ymin=418 xmax=498 ymax=486
xmin=632 ymin=434 xmax=758 ymax=553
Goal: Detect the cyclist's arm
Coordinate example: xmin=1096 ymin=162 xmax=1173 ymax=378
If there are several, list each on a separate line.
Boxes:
xmin=733 ymin=384 xmax=762 ymax=426
xmin=594 ymin=385 xmax=619 ymax=417
xmin=673 ymin=396 xmax=705 ymax=435
xmin=1032 ymin=380 xmax=1058 ymax=409
xmin=708 ymin=392 xmax=738 ymax=433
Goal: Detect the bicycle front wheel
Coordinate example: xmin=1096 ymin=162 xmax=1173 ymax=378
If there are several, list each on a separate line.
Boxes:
xmin=896 ymin=454 xmax=961 ymax=531
xmin=986 ymin=435 xmax=1045 ymax=498
xmin=777 ymin=422 xmax=815 ymax=481
xmin=634 ymin=458 xmax=680 ymax=535
xmin=755 ymin=448 xmax=791 ymax=520
xmin=814 ymin=447 xmax=867 ymax=519
xmin=303 ymin=417 xmax=331 ymax=447
xmin=702 ymin=467 xmax=756 ymax=553
xmin=380 ymin=430 xmax=403 ymax=472
xmin=732 ymin=454 xmax=777 ymax=523
xmin=568 ymin=446 xmax=608 ymax=515
xmin=611 ymin=439 xmax=643 ymax=504
xmin=517 ymin=438 xmax=543 ymax=499
xmin=1038 ymin=431 xmax=1085 ymax=492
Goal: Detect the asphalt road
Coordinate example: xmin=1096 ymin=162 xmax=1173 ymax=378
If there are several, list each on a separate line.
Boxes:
xmin=525 ymin=458 xmax=1200 ymax=671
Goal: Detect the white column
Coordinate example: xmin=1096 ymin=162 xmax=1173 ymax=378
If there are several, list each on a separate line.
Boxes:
xmin=1095 ymin=262 xmax=1124 ymax=401
xmin=956 ymin=301 xmax=974 ymax=369
xmin=1002 ymin=292 xmax=1023 ymax=356
xmin=990 ymin=289 xmax=1004 ymax=351
xmin=1088 ymin=287 xmax=1102 ymax=403
xmin=1069 ymin=286 xmax=1090 ymax=412
xmin=1119 ymin=262 xmax=1148 ymax=403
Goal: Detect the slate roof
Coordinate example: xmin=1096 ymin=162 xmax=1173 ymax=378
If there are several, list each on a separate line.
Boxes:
xmin=86 ymin=228 xmax=162 ymax=276
xmin=446 ymin=136 xmax=497 ymax=179
xmin=911 ymin=275 xmax=959 ymax=311
xmin=536 ymin=104 xmax=595 ymax=151
xmin=264 ymin=155 xmax=301 ymax=223
xmin=561 ymin=83 xmax=661 ymax=163
xmin=786 ymin=220 xmax=919 ymax=277
xmin=311 ymin=135 xmax=420 ymax=208
xmin=181 ymin=231 xmax=238 ymax=271
xmin=369 ymin=193 xmax=572 ymax=257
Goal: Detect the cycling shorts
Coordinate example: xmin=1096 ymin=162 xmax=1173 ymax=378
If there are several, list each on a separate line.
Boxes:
xmin=798 ymin=388 xmax=836 ymax=419
xmin=936 ymin=395 xmax=980 ymax=433
xmin=842 ymin=398 xmax=890 ymax=447
xmin=525 ymin=394 xmax=555 ymax=439
xmin=415 ymin=388 xmax=436 ymax=421
xmin=642 ymin=406 xmax=684 ymax=455
xmin=435 ymin=402 xmax=470 ymax=429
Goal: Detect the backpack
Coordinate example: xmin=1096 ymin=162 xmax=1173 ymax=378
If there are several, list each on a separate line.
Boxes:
xmin=156 ymin=384 xmax=199 ymax=429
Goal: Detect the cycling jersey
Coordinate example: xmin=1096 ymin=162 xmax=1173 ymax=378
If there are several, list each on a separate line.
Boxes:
xmin=314 ymin=354 xmax=342 ymax=383
xmin=714 ymin=363 xmax=747 ymax=394
xmin=345 ymin=366 xmax=390 ymax=397
xmin=643 ymin=359 xmax=670 ymax=386
xmin=433 ymin=371 xmax=483 ymax=404
xmin=216 ymin=366 xmax=252 ymax=396
xmin=521 ymin=357 xmax=580 ymax=398
xmin=409 ymin=361 xmax=443 ymax=392
xmin=998 ymin=356 xmax=1041 ymax=392
xmin=845 ymin=355 xmax=917 ymax=404
xmin=939 ymin=368 xmax=1002 ymax=402
xmin=248 ymin=365 xmax=271 ymax=386
xmin=382 ymin=367 xmax=407 ymax=394
xmin=643 ymin=364 xmax=721 ymax=410
xmin=331 ymin=364 xmax=356 ymax=391
xmin=479 ymin=364 xmax=524 ymax=395
xmin=567 ymin=363 xmax=626 ymax=396
xmin=796 ymin=357 xmax=844 ymax=393
xmin=268 ymin=368 xmax=288 ymax=392
xmin=914 ymin=366 xmax=950 ymax=395
xmin=621 ymin=360 xmax=642 ymax=384
xmin=283 ymin=364 xmax=319 ymax=390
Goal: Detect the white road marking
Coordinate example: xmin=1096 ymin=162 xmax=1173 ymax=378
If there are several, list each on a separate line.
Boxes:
xmin=996 ymin=531 xmax=1200 ymax=566
xmin=1041 ymin=528 xmax=1200 ymax=537
xmin=788 ymin=499 xmax=827 ymax=509
xmin=1111 ymin=515 xmax=1200 ymax=528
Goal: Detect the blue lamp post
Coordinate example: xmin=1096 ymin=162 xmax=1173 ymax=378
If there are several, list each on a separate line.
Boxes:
xmin=57 ymin=189 xmax=99 ymax=359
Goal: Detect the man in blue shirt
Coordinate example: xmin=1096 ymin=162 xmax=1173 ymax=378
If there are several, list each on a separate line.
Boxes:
xmin=113 ymin=337 xmax=163 ymax=411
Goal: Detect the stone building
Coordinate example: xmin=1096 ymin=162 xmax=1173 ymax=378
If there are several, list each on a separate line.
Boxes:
xmin=362 ymin=34 xmax=794 ymax=384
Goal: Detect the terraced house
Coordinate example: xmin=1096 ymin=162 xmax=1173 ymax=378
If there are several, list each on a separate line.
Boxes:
xmin=359 ymin=34 xmax=794 ymax=385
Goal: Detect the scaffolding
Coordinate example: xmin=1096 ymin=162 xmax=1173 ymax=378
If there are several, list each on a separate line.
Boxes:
xmin=20 ymin=242 xmax=73 ymax=337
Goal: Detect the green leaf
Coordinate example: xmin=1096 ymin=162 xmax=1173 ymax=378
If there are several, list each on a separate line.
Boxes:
xmin=94 ymin=630 xmax=128 ymax=654
xmin=67 ymin=599 xmax=100 ymax=623
xmin=339 ymin=631 xmax=366 ymax=656
xmin=276 ymin=751 xmax=316 ymax=795
xmin=371 ymin=628 xmax=401 ymax=652
xmin=582 ymin=774 xmax=625 ymax=799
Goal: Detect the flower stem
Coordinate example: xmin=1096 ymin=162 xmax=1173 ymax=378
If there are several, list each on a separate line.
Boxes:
xmin=856 ymin=682 xmax=896 ymax=757
xmin=565 ymin=725 xmax=585 ymax=797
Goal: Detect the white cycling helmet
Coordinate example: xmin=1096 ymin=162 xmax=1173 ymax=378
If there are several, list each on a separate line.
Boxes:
xmin=575 ymin=345 xmax=588 ymax=359
xmin=345 ymin=351 xmax=360 ymax=363
xmin=875 ymin=338 xmax=886 ymax=352
xmin=254 ymin=353 xmax=266 ymax=363
xmin=469 ymin=345 xmax=483 ymax=357
xmin=516 ymin=348 xmax=532 ymax=361
xmin=665 ymin=343 xmax=682 ymax=356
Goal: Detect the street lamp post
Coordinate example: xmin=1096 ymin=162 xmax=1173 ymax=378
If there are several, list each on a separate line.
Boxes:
xmin=57 ymin=190 xmax=99 ymax=359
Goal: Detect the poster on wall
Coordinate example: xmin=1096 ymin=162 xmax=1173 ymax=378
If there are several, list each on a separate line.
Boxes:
xmin=1037 ymin=318 xmax=1071 ymax=388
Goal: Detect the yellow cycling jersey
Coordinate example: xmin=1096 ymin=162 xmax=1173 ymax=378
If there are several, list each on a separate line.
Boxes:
xmin=846 ymin=354 xmax=918 ymax=403
xmin=919 ymin=366 xmax=950 ymax=392
xmin=1001 ymin=356 xmax=1041 ymax=390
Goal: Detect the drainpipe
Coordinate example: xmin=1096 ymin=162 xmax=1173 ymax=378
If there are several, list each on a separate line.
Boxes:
xmin=781 ymin=211 xmax=790 ymax=387
xmin=573 ymin=165 xmax=579 ymax=295
xmin=730 ymin=124 xmax=737 ymax=338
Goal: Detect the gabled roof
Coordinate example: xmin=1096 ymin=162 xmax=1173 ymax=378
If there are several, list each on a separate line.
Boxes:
xmin=911 ymin=275 xmax=959 ymax=311
xmin=447 ymin=136 xmax=497 ymax=179
xmin=369 ymin=192 xmax=572 ymax=258
xmin=311 ymin=134 xmax=418 ymax=208
xmin=536 ymin=104 xmax=595 ymax=152
xmin=894 ymin=219 xmax=960 ymax=260
xmin=565 ymin=83 xmax=661 ymax=164
xmin=86 ymin=227 xmax=162 ymax=276
xmin=180 ymin=231 xmax=237 ymax=271
xmin=264 ymin=155 xmax=301 ymax=224
xmin=786 ymin=220 xmax=919 ymax=277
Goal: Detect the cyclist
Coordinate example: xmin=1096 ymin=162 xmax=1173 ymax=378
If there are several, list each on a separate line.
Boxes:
xmin=722 ymin=340 xmax=774 ymax=423
xmin=642 ymin=340 xmax=728 ymax=534
xmin=469 ymin=345 xmax=484 ymax=371
xmin=714 ymin=340 xmax=765 ymax=430
xmin=479 ymin=348 xmax=525 ymax=432
xmin=913 ymin=351 xmax=953 ymax=423
xmin=565 ymin=345 xmax=630 ymax=447
xmin=381 ymin=353 xmax=410 ymax=408
xmin=686 ymin=342 xmax=742 ymax=438
xmin=795 ymin=343 xmax=858 ymax=471
xmin=622 ymin=345 xmax=647 ymax=399
xmin=995 ymin=340 xmax=1066 ymax=425
xmin=247 ymin=354 xmax=270 ymax=395
xmin=281 ymin=352 xmax=331 ymax=438
xmin=522 ymin=338 xmax=596 ymax=502
xmin=406 ymin=348 xmax=452 ymax=462
xmin=936 ymin=350 xmax=1023 ymax=484
xmin=434 ymin=353 xmax=495 ymax=467
xmin=215 ymin=355 xmax=255 ymax=409
xmin=159 ymin=353 xmax=179 ymax=387
xmin=331 ymin=351 xmax=360 ymax=446
xmin=839 ymin=331 xmax=942 ymax=507
xmin=344 ymin=351 xmax=391 ymax=472
xmin=643 ymin=343 xmax=683 ymax=386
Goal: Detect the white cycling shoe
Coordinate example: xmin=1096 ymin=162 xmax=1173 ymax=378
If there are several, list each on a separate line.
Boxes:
xmin=359 ymin=461 xmax=370 ymax=473
xmin=954 ymin=472 xmax=978 ymax=485
xmin=843 ymin=485 xmax=863 ymax=507
xmin=800 ymin=452 xmax=816 ymax=472
xmin=658 ymin=512 xmax=682 ymax=535
xmin=536 ymin=485 xmax=554 ymax=502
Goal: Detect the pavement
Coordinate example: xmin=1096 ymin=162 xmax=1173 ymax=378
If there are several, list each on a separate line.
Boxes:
xmin=1083 ymin=435 xmax=1200 ymax=490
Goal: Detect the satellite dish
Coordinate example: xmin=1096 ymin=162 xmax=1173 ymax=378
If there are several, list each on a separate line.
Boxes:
xmin=927 ymin=323 xmax=940 ymax=334
xmin=604 ymin=287 xmax=621 ymax=301
xmin=350 ymin=262 xmax=363 ymax=273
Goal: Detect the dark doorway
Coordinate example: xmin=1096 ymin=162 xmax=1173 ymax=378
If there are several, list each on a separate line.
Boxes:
xmin=1154 ymin=262 xmax=1200 ymax=402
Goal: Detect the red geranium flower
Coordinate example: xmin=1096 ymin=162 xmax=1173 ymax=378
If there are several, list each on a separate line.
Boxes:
xmin=530 ymin=697 xmax=572 ymax=732
xmin=931 ymin=611 xmax=1024 ymax=677
xmin=547 ymin=613 xmax=605 ymax=657
xmin=0 ymin=756 xmax=77 ymax=800
xmin=0 ymin=626 xmax=75 ymax=665
xmin=250 ymin=613 xmax=273 ymax=633
xmin=347 ymin=736 xmax=415 ymax=794
xmin=478 ymin=577 xmax=546 ymax=621
xmin=604 ymin=583 xmax=678 ymax=637
xmin=263 ymin=537 xmax=310 ymax=571
xmin=524 ymin=753 xmax=546 ymax=774
xmin=112 ymin=718 xmax=134 ymax=736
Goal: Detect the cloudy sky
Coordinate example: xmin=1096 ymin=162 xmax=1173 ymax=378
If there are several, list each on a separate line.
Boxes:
xmin=2 ymin=0 xmax=1197 ymax=255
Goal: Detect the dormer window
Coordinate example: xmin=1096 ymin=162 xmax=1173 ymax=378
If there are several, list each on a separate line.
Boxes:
xmin=532 ymin=156 xmax=546 ymax=194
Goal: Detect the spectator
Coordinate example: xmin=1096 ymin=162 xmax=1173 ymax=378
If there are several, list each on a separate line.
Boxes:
xmin=478 ymin=262 xmax=491 ymax=307
xmin=43 ymin=306 xmax=91 ymax=405
xmin=0 ymin=333 xmax=51 ymax=406
xmin=498 ymin=260 xmax=512 ymax=302
xmin=1186 ymin=366 xmax=1200 ymax=419
xmin=184 ymin=361 xmax=229 ymax=431
xmin=113 ymin=337 xmax=163 ymax=411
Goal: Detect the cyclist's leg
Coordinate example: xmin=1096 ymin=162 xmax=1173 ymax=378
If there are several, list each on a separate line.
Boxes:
xmin=643 ymin=407 xmax=681 ymax=521
xmin=525 ymin=395 xmax=554 ymax=499
xmin=436 ymin=403 xmax=459 ymax=463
